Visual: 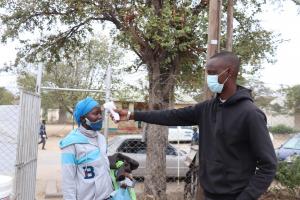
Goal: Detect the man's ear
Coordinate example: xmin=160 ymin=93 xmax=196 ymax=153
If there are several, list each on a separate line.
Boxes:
xmin=227 ymin=67 xmax=233 ymax=78
xmin=228 ymin=71 xmax=232 ymax=78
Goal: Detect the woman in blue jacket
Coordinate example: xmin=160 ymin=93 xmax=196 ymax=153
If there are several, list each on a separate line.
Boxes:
xmin=60 ymin=97 xmax=113 ymax=200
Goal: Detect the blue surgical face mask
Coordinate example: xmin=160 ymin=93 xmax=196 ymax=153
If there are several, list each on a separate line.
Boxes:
xmin=85 ymin=118 xmax=103 ymax=131
xmin=207 ymin=69 xmax=230 ymax=93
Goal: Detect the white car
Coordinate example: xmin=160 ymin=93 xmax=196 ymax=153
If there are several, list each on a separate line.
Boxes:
xmin=108 ymin=135 xmax=189 ymax=177
xmin=168 ymin=126 xmax=194 ymax=143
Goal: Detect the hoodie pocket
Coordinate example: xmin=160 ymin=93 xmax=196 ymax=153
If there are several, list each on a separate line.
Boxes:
xmin=204 ymin=160 xmax=230 ymax=193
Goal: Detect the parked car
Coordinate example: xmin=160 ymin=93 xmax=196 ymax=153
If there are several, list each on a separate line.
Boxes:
xmin=108 ymin=135 xmax=189 ymax=177
xmin=276 ymin=133 xmax=300 ymax=161
xmin=168 ymin=126 xmax=194 ymax=143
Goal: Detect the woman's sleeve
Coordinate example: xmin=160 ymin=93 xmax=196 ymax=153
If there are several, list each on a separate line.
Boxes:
xmin=61 ymin=145 xmax=77 ymax=200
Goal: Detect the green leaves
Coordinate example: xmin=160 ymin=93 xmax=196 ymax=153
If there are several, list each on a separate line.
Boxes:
xmin=0 ymin=0 xmax=280 ymax=98
xmin=0 ymin=87 xmax=15 ymax=105
xmin=16 ymin=37 xmax=125 ymax=114
xmin=285 ymin=85 xmax=300 ymax=113
xmin=276 ymin=157 xmax=300 ymax=191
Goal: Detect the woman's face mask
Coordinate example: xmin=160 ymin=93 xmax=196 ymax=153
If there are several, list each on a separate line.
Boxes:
xmin=83 ymin=106 xmax=103 ymax=131
xmin=85 ymin=118 xmax=103 ymax=131
xmin=206 ymin=68 xmax=230 ymax=93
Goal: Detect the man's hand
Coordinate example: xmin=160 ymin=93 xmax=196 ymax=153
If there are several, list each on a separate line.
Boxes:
xmin=111 ymin=109 xmax=133 ymax=122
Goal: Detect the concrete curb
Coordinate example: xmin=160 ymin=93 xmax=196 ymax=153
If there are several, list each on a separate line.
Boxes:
xmin=45 ymin=180 xmax=62 ymax=199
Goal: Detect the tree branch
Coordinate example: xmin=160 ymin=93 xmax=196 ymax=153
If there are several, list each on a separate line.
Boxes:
xmin=161 ymin=55 xmax=180 ymax=98
xmin=107 ymin=11 xmax=123 ymax=29
xmin=192 ymin=0 xmax=209 ymax=15
xmin=42 ymin=16 xmax=111 ymax=49
xmin=152 ymin=0 xmax=163 ymax=15
xmin=131 ymin=46 xmax=143 ymax=60
xmin=127 ymin=25 xmax=153 ymax=60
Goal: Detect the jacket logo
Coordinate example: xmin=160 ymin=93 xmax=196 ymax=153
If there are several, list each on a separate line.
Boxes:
xmin=83 ymin=166 xmax=95 ymax=179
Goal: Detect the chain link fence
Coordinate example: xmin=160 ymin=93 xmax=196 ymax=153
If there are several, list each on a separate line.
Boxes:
xmin=0 ymin=91 xmax=41 ymax=200
xmin=0 ymin=105 xmax=19 ymax=176
xmin=107 ymin=124 xmax=195 ymax=199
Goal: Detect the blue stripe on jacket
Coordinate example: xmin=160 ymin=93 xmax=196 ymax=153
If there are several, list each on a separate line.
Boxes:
xmin=77 ymin=149 xmax=100 ymax=165
xmin=61 ymin=149 xmax=100 ymax=165
xmin=61 ymin=153 xmax=77 ymax=165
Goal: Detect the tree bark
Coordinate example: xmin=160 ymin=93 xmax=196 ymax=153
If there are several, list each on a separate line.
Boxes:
xmin=143 ymin=61 xmax=175 ymax=200
xmin=58 ymin=106 xmax=67 ymax=124
xmin=295 ymin=106 xmax=300 ymax=130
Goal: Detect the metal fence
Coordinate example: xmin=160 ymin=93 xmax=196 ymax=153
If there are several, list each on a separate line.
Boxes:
xmin=14 ymin=91 xmax=41 ymax=200
xmin=106 ymin=124 xmax=196 ymax=200
xmin=0 ymin=91 xmax=40 ymax=200
xmin=0 ymin=105 xmax=19 ymax=176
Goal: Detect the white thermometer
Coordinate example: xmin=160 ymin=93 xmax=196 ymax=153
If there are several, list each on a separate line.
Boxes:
xmin=103 ymin=101 xmax=120 ymax=121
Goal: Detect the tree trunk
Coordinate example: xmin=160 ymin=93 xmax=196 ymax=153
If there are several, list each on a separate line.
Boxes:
xmin=144 ymin=124 xmax=168 ymax=200
xmin=295 ymin=106 xmax=300 ymax=130
xmin=144 ymin=62 xmax=175 ymax=200
xmin=58 ymin=106 xmax=67 ymax=124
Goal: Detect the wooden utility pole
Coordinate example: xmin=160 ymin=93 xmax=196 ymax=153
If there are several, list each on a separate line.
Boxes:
xmin=226 ymin=0 xmax=234 ymax=51
xmin=204 ymin=0 xmax=222 ymax=100
xmin=196 ymin=1 xmax=222 ymax=199
xmin=206 ymin=0 xmax=221 ymax=58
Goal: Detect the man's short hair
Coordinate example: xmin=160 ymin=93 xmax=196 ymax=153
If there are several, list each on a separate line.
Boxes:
xmin=210 ymin=51 xmax=240 ymax=73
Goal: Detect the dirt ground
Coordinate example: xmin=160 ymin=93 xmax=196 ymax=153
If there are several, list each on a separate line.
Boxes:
xmin=35 ymin=124 xmax=293 ymax=199
xmin=36 ymin=136 xmax=61 ymax=200
xmin=46 ymin=124 xmax=74 ymax=137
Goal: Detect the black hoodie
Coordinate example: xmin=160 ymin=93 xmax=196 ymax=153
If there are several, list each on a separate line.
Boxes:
xmin=134 ymin=86 xmax=277 ymax=200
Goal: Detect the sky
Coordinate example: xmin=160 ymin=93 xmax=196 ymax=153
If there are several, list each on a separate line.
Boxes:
xmin=0 ymin=1 xmax=299 ymax=93
xmin=0 ymin=42 xmax=17 ymax=92
xmin=258 ymin=1 xmax=300 ymax=88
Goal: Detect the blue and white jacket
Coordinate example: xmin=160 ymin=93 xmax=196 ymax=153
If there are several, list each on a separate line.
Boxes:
xmin=59 ymin=126 xmax=113 ymax=200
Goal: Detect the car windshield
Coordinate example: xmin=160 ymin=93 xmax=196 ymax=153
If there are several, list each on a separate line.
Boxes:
xmin=108 ymin=137 xmax=122 ymax=147
xmin=116 ymin=138 xmax=178 ymax=156
xmin=283 ymin=137 xmax=300 ymax=150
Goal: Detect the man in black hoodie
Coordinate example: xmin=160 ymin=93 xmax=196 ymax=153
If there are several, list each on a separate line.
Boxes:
xmin=116 ymin=51 xmax=277 ymax=200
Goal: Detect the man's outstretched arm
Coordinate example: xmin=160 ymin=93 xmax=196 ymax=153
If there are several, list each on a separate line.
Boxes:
xmin=116 ymin=102 xmax=204 ymax=126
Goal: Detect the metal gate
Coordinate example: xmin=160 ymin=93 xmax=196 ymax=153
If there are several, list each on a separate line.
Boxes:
xmin=14 ymin=91 xmax=41 ymax=200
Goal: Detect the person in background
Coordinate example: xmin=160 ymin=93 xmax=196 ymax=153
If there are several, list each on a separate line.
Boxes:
xmin=38 ymin=119 xmax=47 ymax=150
xmin=191 ymin=127 xmax=199 ymax=145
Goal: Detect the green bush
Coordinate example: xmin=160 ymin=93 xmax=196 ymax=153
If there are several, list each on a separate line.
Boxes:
xmin=276 ymin=157 xmax=300 ymax=191
xmin=269 ymin=124 xmax=296 ymax=134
